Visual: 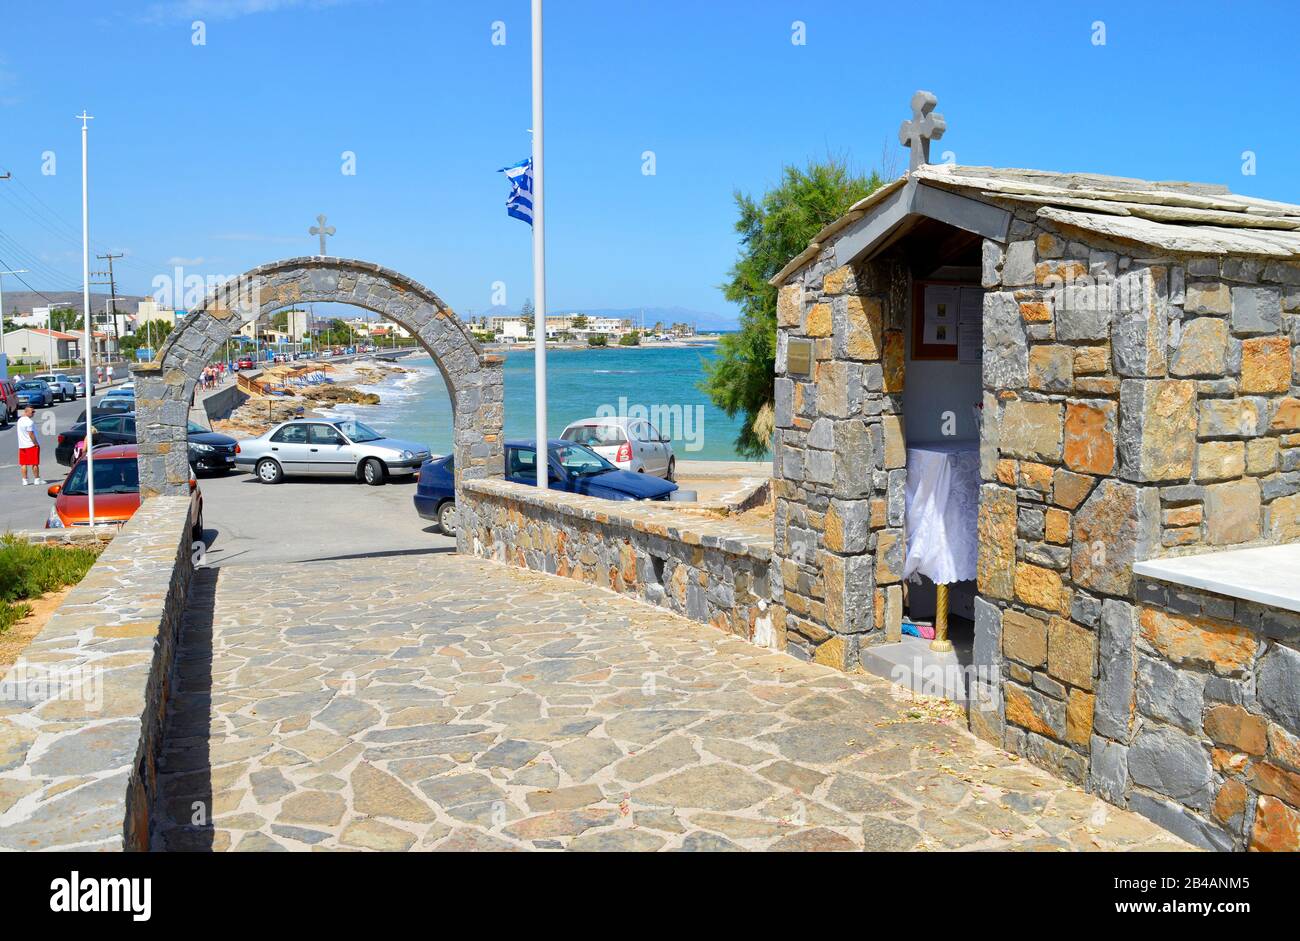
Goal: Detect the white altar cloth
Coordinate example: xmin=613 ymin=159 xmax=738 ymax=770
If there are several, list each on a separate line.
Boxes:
xmin=902 ymin=441 xmax=980 ymax=586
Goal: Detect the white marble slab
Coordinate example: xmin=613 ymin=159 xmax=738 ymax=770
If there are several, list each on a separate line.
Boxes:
xmin=1133 ymin=544 xmax=1300 ymax=614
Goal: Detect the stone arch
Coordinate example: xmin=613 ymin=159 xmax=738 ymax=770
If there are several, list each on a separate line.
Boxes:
xmin=133 ymin=257 xmax=504 ymax=535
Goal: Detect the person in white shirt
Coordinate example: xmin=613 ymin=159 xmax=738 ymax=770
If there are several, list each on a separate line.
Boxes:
xmin=16 ymin=406 xmax=42 ymax=486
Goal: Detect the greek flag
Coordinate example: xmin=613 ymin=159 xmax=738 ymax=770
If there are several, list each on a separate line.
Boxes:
xmin=499 ymin=158 xmax=534 ymax=226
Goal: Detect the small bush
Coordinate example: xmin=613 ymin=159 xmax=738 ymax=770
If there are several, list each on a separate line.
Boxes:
xmin=0 ymin=536 xmax=101 ymax=632
xmin=0 ymin=602 xmax=33 ymax=633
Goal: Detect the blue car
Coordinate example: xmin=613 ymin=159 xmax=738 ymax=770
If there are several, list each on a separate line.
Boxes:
xmin=14 ymin=379 xmax=54 ymax=409
xmin=415 ymin=438 xmax=678 ymax=536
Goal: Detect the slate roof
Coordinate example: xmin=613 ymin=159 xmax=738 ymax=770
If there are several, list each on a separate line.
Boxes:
xmin=772 ymin=164 xmax=1300 ymax=285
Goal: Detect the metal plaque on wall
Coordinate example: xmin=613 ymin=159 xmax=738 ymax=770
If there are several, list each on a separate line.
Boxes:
xmin=787 ymin=338 xmax=813 ymax=377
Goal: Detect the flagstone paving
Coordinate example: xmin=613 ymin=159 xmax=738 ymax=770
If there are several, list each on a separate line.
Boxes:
xmin=152 ymin=555 xmax=1191 ymax=852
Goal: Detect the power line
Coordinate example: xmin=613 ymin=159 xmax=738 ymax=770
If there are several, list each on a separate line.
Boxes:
xmin=0 ymin=166 xmax=171 ymax=277
xmin=0 ymin=230 xmax=81 ymax=287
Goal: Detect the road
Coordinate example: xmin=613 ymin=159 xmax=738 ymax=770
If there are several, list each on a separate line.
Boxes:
xmin=0 ymin=384 xmax=129 ymax=533
xmin=195 ymin=469 xmax=454 ymax=568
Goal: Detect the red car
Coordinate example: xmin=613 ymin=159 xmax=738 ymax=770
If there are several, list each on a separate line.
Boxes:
xmin=236 ymin=358 xmax=255 ymax=370
xmin=0 ymin=379 xmax=18 ymax=425
xmin=45 ymin=444 xmax=203 ymax=540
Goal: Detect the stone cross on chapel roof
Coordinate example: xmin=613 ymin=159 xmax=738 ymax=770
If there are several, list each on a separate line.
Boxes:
xmin=899 ymin=91 xmax=946 ymax=171
xmin=310 ymin=214 xmax=336 ymax=256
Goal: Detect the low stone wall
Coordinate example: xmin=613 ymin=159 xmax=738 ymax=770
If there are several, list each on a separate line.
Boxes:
xmin=8 ymin=525 xmax=118 ymax=547
xmin=459 ymin=480 xmax=784 ymax=652
xmin=0 ymin=496 xmax=195 ymax=851
xmin=199 ymin=381 xmax=248 ymax=423
xmin=1080 ymin=576 xmax=1300 ymax=851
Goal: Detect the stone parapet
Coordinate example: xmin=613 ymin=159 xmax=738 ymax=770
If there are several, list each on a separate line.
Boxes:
xmin=7 ymin=526 xmax=118 ymax=547
xmin=0 ymin=496 xmax=195 ymax=851
xmin=1082 ymin=576 xmax=1300 ymax=851
xmin=460 ymin=480 xmax=781 ymax=652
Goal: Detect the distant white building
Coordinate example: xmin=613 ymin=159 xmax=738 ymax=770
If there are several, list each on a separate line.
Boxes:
xmin=18 ymin=307 xmax=48 ymax=328
xmin=136 ymin=299 xmax=176 ymax=330
xmin=481 ymin=312 xmax=636 ymax=341
xmin=286 ymin=309 xmax=311 ymax=341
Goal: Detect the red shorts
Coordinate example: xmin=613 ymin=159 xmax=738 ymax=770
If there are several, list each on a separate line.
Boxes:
xmin=18 ymin=445 xmax=39 ymax=466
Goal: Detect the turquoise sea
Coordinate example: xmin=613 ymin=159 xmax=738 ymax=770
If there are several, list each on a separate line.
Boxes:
xmin=314 ymin=344 xmax=752 ymax=461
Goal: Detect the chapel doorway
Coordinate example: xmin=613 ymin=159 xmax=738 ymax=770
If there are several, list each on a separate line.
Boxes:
xmin=864 ymin=224 xmax=985 ymax=699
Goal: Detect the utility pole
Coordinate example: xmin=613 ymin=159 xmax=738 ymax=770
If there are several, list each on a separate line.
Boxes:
xmin=94 ymin=251 xmax=123 ymax=358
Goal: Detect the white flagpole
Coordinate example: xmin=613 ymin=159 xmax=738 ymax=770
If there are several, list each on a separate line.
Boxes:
xmin=78 ymin=111 xmax=95 ymax=525
xmin=531 ymin=0 xmax=548 ymax=490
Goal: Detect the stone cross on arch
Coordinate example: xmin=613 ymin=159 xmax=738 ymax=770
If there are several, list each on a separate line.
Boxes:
xmin=310 ymin=214 xmax=336 ymax=256
xmin=899 ymin=90 xmax=946 ymax=171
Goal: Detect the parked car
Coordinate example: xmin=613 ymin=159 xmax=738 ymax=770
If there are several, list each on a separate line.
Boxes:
xmin=55 ymin=412 xmax=237 ymax=472
xmin=236 ymin=358 xmax=255 ymax=370
xmin=46 ymin=444 xmax=203 ymax=539
xmin=32 ymin=373 xmax=76 ymax=402
xmin=70 ymin=374 xmax=95 ymax=397
xmin=415 ymin=440 xmax=677 ymax=537
xmin=560 ymin=416 xmax=675 ymax=480
xmin=235 ymin=418 xmax=430 ymax=485
xmin=104 ymin=385 xmax=135 ymax=400
xmin=0 ymin=380 xmax=18 ymax=425
xmin=76 ymin=397 xmax=134 ymax=423
xmin=14 ymin=379 xmax=54 ymax=408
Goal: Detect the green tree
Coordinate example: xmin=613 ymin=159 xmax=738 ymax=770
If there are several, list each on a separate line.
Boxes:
xmin=701 ymin=158 xmax=886 ymax=458
xmin=570 ymin=313 xmax=589 ymax=330
xmin=587 ymin=333 xmax=608 ymax=347
xmin=49 ymin=307 xmax=82 ymax=332
xmin=618 ymin=330 xmax=641 ymax=346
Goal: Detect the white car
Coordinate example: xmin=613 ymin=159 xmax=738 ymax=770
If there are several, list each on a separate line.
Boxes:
xmin=105 ymin=385 xmax=134 ymax=399
xmin=70 ymin=374 xmax=95 ymax=397
xmin=560 ymin=416 xmax=675 ymax=480
xmin=33 ymin=374 xmax=76 ymax=401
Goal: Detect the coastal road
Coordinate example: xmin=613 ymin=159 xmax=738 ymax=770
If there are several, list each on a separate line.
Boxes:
xmin=0 ymin=386 xmax=128 ymax=533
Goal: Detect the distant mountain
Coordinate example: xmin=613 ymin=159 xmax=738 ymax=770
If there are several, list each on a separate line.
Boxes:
xmin=469 ymin=305 xmax=738 ymax=331
xmin=2 ymin=291 xmax=148 ymax=317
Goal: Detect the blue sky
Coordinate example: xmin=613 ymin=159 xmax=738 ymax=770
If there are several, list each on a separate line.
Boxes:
xmin=1 ymin=0 xmax=1298 ymax=326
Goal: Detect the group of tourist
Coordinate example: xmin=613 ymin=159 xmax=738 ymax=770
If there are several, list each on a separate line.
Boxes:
xmin=200 ymin=362 xmax=229 ymax=390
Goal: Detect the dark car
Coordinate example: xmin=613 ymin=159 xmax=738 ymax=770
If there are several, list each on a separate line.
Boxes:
xmin=15 ymin=379 xmax=54 ymax=408
xmin=415 ymin=438 xmax=677 ymax=536
xmin=55 ymin=413 xmax=238 ymax=473
xmin=76 ymin=397 xmax=134 ymax=423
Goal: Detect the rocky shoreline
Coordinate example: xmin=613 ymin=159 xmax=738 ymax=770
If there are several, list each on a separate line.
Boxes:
xmin=213 ymin=361 xmax=409 ymax=437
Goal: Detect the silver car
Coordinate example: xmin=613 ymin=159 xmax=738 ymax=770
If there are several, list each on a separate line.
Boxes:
xmin=235 ymin=417 xmax=430 ymax=486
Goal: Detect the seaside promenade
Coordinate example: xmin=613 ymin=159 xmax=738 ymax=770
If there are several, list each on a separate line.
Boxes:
xmin=151 ymin=514 xmax=1189 ymax=851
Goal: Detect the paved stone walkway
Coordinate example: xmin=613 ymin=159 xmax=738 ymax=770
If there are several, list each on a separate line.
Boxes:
xmin=153 ymin=555 xmax=1190 ymax=852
